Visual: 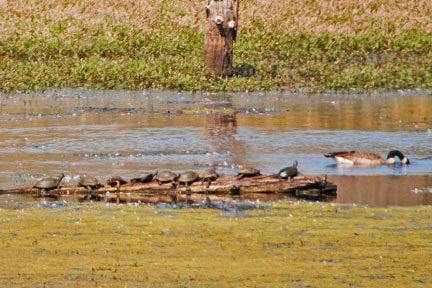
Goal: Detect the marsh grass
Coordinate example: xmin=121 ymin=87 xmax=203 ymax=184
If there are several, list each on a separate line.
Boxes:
xmin=0 ymin=0 xmax=431 ymax=92
xmin=0 ymin=202 xmax=431 ymax=287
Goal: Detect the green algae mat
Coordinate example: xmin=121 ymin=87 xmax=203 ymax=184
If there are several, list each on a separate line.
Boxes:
xmin=0 ymin=202 xmax=431 ymax=287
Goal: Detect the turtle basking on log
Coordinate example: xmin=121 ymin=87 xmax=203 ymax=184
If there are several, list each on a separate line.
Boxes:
xmin=278 ymin=160 xmax=299 ymax=181
xmin=236 ymin=167 xmax=261 ymax=180
xmin=79 ymin=175 xmax=100 ymax=200
xmin=153 ymin=171 xmax=179 ymax=186
xmin=79 ymin=175 xmax=100 ymax=190
xmin=200 ymin=168 xmax=219 ymax=188
xmin=33 ymin=173 xmax=65 ymax=196
xmin=6 ymin=173 xmax=337 ymax=203
xmin=178 ymin=171 xmax=200 ymax=190
xmin=106 ymin=176 xmax=127 ymax=187
xmin=130 ymin=173 xmax=154 ymax=185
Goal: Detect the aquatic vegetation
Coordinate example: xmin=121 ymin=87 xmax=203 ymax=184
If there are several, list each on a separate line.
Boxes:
xmin=0 ymin=0 xmax=431 ymax=92
xmin=0 ymin=202 xmax=431 ymax=286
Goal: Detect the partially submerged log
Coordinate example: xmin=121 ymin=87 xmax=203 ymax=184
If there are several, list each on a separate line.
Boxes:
xmin=0 ymin=174 xmax=337 ymax=204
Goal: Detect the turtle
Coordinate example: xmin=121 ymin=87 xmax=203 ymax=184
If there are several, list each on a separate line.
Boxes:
xmin=235 ymin=167 xmax=261 ymax=180
xmin=34 ymin=173 xmax=65 ymax=196
xmin=200 ymin=168 xmax=219 ymax=188
xmin=233 ymin=63 xmax=256 ymax=77
xmin=79 ymin=175 xmax=100 ymax=200
xmin=130 ymin=173 xmax=154 ymax=185
xmin=79 ymin=175 xmax=100 ymax=189
xmin=153 ymin=171 xmax=179 ymax=186
xmin=106 ymin=176 xmax=127 ymax=204
xmin=178 ymin=171 xmax=200 ymax=190
xmin=278 ymin=160 xmax=299 ymax=181
xmin=106 ymin=176 xmax=128 ymax=187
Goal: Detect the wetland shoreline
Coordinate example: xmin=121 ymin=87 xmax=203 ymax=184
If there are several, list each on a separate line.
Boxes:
xmin=0 ymin=89 xmax=431 ymax=206
xmin=1 ymin=1 xmax=431 ymax=93
xmin=1 ymin=1 xmax=431 ymax=284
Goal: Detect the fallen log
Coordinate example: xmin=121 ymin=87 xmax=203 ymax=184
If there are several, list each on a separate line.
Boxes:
xmin=0 ymin=174 xmax=336 ymax=203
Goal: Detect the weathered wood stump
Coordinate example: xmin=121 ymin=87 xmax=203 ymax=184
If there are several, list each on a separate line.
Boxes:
xmin=204 ymin=0 xmax=239 ymax=76
xmin=0 ymin=174 xmax=337 ymax=204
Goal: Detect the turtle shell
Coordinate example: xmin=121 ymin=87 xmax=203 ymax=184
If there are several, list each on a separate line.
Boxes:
xmin=154 ymin=171 xmax=179 ymax=183
xmin=278 ymin=167 xmax=298 ymax=179
xmin=178 ymin=171 xmax=200 ymax=185
xmin=107 ymin=176 xmax=127 ymax=186
xmin=34 ymin=173 xmax=65 ymax=190
xmin=200 ymin=169 xmax=219 ymax=181
xmin=237 ymin=167 xmax=260 ymax=177
xmin=79 ymin=175 xmax=100 ymax=188
xmin=130 ymin=173 xmax=154 ymax=184
xmin=278 ymin=161 xmax=299 ymax=179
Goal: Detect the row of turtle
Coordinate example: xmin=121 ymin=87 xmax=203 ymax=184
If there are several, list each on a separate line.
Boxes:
xmin=33 ymin=161 xmax=299 ymax=193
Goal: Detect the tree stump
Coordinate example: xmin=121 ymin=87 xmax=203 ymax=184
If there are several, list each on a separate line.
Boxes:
xmin=204 ymin=0 xmax=239 ymax=76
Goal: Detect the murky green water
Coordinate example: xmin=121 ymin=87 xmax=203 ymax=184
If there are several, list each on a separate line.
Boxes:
xmin=0 ymin=89 xmax=431 ymax=206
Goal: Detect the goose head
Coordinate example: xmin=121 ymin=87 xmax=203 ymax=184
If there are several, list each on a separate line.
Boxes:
xmin=386 ymin=150 xmax=410 ymax=165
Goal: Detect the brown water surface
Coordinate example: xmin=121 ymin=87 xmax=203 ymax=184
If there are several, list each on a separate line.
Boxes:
xmin=0 ymin=89 xmax=431 ymax=206
xmin=329 ymin=175 xmax=432 ymax=206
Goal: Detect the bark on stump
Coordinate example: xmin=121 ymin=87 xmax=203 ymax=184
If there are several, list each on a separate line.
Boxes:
xmin=204 ymin=0 xmax=239 ymax=76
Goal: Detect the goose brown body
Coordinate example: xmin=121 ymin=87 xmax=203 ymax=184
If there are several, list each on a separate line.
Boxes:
xmin=324 ymin=150 xmax=410 ymax=166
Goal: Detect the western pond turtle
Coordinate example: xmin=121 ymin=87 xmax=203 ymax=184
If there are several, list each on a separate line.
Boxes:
xmin=236 ymin=167 xmax=261 ymax=180
xmin=278 ymin=160 xmax=299 ymax=181
xmin=200 ymin=168 xmax=219 ymax=188
xmin=178 ymin=171 xmax=200 ymax=189
xmin=130 ymin=173 xmax=154 ymax=184
xmin=153 ymin=171 xmax=179 ymax=186
xmin=107 ymin=176 xmax=127 ymax=187
xmin=34 ymin=173 xmax=65 ymax=196
xmin=79 ymin=174 xmax=100 ymax=199
xmin=79 ymin=175 xmax=100 ymax=189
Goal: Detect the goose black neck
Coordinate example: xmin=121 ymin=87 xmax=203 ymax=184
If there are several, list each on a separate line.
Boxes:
xmin=386 ymin=150 xmax=405 ymax=160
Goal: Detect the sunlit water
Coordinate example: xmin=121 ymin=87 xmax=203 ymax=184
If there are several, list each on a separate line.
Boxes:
xmin=0 ymin=89 xmax=431 ymax=206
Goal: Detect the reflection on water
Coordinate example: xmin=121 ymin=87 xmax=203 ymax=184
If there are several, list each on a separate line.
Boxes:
xmin=0 ymin=89 xmax=431 ymax=206
xmin=330 ymin=175 xmax=432 ymax=206
xmin=1 ymin=175 xmax=430 ymax=208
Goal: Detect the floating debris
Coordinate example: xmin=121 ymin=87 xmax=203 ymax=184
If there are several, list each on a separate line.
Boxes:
xmin=235 ymin=107 xmax=279 ymax=114
xmin=37 ymin=200 xmax=70 ymax=209
xmin=411 ymin=187 xmax=432 ymax=194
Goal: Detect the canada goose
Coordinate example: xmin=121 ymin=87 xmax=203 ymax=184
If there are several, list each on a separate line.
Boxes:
xmin=324 ymin=150 xmax=410 ymax=166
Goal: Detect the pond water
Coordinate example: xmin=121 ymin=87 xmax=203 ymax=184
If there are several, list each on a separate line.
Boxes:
xmin=0 ymin=89 xmax=431 ymax=206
